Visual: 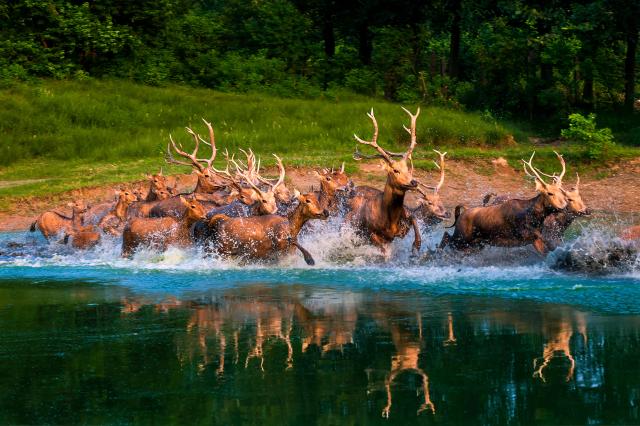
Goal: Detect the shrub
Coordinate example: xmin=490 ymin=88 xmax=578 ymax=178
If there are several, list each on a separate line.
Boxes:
xmin=561 ymin=113 xmax=614 ymax=159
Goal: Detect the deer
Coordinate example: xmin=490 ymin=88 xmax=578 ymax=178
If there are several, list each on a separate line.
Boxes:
xmin=204 ymin=191 xmax=329 ymax=265
xmin=480 ymin=152 xmax=590 ymax=250
xmin=410 ymin=150 xmax=450 ymax=231
xmin=538 ymin=153 xmax=590 ymax=249
xmin=191 ymin=160 xmax=285 ymax=245
xmin=30 ymin=200 xmax=90 ymax=240
xmin=121 ymin=196 xmax=207 ymax=257
xmin=344 ymin=108 xmax=422 ymax=257
xmin=125 ymin=188 xmax=173 ymax=218
xmin=439 ymin=152 xmax=568 ymax=255
xmin=97 ymin=189 xmax=138 ymax=236
xmin=312 ymin=162 xmax=351 ymax=214
xmin=143 ymin=169 xmax=172 ymax=201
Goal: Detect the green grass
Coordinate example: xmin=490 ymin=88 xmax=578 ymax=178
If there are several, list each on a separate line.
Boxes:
xmin=0 ymin=79 xmax=638 ymax=210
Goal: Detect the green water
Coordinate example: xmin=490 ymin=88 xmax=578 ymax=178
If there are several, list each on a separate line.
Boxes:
xmin=1 ymin=279 xmax=639 ymax=425
xmin=1 ymin=229 xmax=639 ymax=424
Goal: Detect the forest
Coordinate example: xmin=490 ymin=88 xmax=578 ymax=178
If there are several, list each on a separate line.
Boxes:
xmin=1 ymin=0 xmax=638 ymax=124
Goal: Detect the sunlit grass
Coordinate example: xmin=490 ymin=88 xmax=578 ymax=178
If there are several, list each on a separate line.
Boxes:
xmin=0 ymin=79 xmax=637 ymax=210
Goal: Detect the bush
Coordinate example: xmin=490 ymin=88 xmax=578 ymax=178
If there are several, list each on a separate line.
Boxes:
xmin=561 ymin=113 xmax=614 ymax=159
xmin=344 ymin=68 xmax=378 ymax=97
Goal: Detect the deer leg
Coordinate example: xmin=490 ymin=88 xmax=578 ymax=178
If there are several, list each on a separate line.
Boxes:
xmin=292 ymin=240 xmax=315 ymax=266
xmin=439 ymin=231 xmax=451 ymax=250
xmin=370 ymin=234 xmax=389 ymax=258
xmin=532 ymin=238 xmax=549 ymax=256
xmin=410 ymin=215 xmax=421 ymax=256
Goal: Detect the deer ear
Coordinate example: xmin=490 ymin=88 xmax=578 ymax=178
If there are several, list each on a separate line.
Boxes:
xmin=534 ymin=178 xmax=547 ymax=192
xmin=313 ymin=170 xmax=322 ymax=179
xmin=379 ymin=159 xmax=388 ymax=170
xmin=67 ymin=202 xmax=74 ymax=208
xmin=294 ymin=189 xmax=302 ymax=200
xmin=114 ymin=190 xmax=121 ymax=197
xmin=179 ymin=196 xmax=188 ymax=206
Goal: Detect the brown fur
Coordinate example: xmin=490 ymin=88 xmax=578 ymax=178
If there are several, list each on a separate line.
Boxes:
xmin=122 ymin=197 xmax=207 ymax=257
xmin=313 ymin=169 xmax=350 ymax=214
xmin=346 ymin=108 xmax=422 ymax=256
xmin=30 ymin=200 xmax=88 ymax=240
xmin=345 ymin=168 xmax=421 ymax=256
xmin=126 ymin=189 xmax=173 ymax=218
xmin=483 ymin=178 xmax=589 ymax=250
xmin=441 ymin=186 xmax=567 ymax=255
xmin=97 ymin=189 xmax=138 ymax=236
xmin=205 ymin=192 xmax=329 ymax=265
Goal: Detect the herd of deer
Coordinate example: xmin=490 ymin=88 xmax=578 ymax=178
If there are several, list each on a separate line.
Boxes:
xmin=29 ymin=108 xmax=592 ymax=263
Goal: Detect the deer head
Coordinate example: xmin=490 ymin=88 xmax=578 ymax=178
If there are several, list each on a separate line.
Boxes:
xmin=179 ymin=196 xmax=207 ymax=223
xmin=314 ymin=162 xmax=350 ymax=194
xmin=295 ymin=190 xmax=329 ymax=220
xmin=67 ymin=200 xmax=89 ymax=216
xmin=115 ymin=188 xmax=138 ymax=205
xmin=154 ymin=188 xmax=172 ymax=201
xmin=522 ymin=152 xmax=567 ymax=211
xmin=353 ymin=108 xmax=419 ymax=192
xmin=416 ymin=150 xmax=450 ymax=220
xmin=544 ymin=152 xmax=590 ymax=216
xmin=145 ymin=170 xmax=169 ymax=198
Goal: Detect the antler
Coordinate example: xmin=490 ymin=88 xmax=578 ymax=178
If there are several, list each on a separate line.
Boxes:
xmin=522 ymin=152 xmax=548 ymax=185
xmin=271 ymin=154 xmax=286 ymax=190
xmin=192 ymin=118 xmax=217 ymax=170
xmin=553 ymin=151 xmax=566 ymax=186
xmin=417 ymin=150 xmax=447 ymax=194
xmin=166 ymin=134 xmax=204 ymax=172
xmin=401 ymin=107 xmax=420 ymax=160
xmin=354 ymin=109 xmax=393 ymax=163
xmin=166 ymin=118 xmax=218 ymax=172
xmin=433 ymin=150 xmax=447 ymax=193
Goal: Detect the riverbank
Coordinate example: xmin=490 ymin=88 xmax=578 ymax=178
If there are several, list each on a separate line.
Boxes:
xmin=2 ymin=157 xmax=639 ymax=232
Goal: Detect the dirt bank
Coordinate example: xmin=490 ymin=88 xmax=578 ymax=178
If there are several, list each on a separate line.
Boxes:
xmin=2 ymin=158 xmax=639 ymax=232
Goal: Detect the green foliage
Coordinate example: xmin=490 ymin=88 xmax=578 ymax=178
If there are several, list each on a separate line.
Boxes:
xmin=561 ymin=113 xmax=615 ymax=159
xmin=0 ymin=0 xmax=637 ymax=122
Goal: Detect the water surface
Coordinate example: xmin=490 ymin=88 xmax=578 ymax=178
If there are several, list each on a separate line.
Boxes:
xmin=1 ymin=229 xmax=639 ymax=424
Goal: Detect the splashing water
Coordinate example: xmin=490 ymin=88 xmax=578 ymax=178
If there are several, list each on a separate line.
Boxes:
xmin=2 ymin=215 xmax=639 ymax=313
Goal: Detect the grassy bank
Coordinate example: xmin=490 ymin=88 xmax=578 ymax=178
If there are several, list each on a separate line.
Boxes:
xmin=0 ymin=79 xmax=638 ymax=208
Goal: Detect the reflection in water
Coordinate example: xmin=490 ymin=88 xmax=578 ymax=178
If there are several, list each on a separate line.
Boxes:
xmin=532 ymin=312 xmax=586 ymax=383
xmin=1 ymin=280 xmax=640 ymax=424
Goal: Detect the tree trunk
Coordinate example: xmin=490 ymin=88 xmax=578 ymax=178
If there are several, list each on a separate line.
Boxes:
xmin=322 ymin=6 xmax=335 ymax=58
xmin=358 ymin=24 xmax=372 ymax=66
xmin=449 ymin=0 xmax=462 ymax=78
xmin=624 ymin=15 xmax=638 ymax=112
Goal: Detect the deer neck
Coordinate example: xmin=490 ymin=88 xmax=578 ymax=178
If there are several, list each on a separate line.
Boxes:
xmin=287 ymin=205 xmax=309 ymax=238
xmin=178 ymin=212 xmax=201 ymax=237
xmin=72 ymin=211 xmax=84 ymax=228
xmin=114 ymin=199 xmax=129 ymax=220
xmin=527 ymin=194 xmax=555 ymax=227
xmin=319 ymin=181 xmax=335 ymax=202
xmin=382 ymin=178 xmax=407 ymax=226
